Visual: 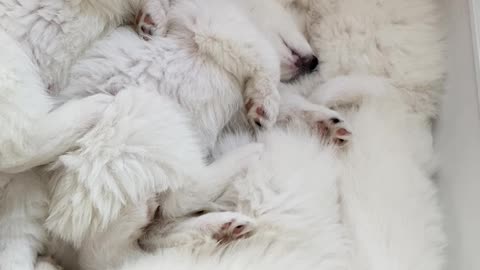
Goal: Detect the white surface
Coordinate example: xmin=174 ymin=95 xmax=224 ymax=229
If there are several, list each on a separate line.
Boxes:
xmin=469 ymin=0 xmax=480 ymax=107
xmin=435 ymin=0 xmax=480 ymax=269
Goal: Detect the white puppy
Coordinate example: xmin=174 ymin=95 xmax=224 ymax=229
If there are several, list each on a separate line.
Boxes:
xmin=72 ymin=95 xmax=351 ymax=270
xmin=47 ymin=0 xmax=319 ymax=247
xmin=0 ymin=0 xmax=315 ymax=268
xmin=74 ymin=76 xmax=444 ymax=270
xmin=0 ymin=0 xmax=151 ymax=268
xmin=0 ymin=28 xmax=113 ymax=270
xmin=58 ymin=0 xmax=319 ymax=149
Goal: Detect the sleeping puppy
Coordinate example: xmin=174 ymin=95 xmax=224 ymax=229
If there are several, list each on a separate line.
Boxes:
xmin=72 ymin=93 xmax=351 ymax=270
xmin=47 ymin=0 xmax=320 ymax=247
xmin=136 ymin=0 xmax=319 ymax=82
xmin=0 ymin=1 xmax=155 ymax=269
xmin=0 ymin=0 xmax=317 ymax=268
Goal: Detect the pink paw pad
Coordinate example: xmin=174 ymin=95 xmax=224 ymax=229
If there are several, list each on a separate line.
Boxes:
xmin=136 ymin=10 xmax=156 ymax=40
xmin=314 ymin=117 xmax=351 ymax=146
xmin=214 ymin=219 xmax=254 ymax=244
xmin=245 ymin=99 xmax=271 ymax=128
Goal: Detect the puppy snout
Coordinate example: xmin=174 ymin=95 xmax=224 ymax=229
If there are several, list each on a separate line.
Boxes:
xmin=295 ymin=55 xmax=319 ymax=73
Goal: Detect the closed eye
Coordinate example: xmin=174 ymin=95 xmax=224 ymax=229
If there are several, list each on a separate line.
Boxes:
xmin=189 ymin=210 xmax=208 ymax=217
xmin=281 ymin=36 xmax=300 ymax=57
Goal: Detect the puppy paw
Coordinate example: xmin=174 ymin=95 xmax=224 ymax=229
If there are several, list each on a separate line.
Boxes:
xmin=304 ymin=107 xmax=352 ymax=146
xmin=245 ymin=92 xmax=280 ymax=130
xmin=213 ymin=214 xmax=256 ymax=244
xmin=135 ymin=0 xmax=170 ymax=40
xmin=135 ymin=10 xmax=156 ymax=40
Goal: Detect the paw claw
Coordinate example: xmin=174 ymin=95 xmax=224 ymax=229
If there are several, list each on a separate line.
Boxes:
xmin=304 ymin=107 xmax=352 ymax=146
xmin=214 ymin=217 xmax=255 ymax=244
xmin=136 ymin=10 xmax=158 ymax=40
xmin=245 ymin=98 xmax=279 ymax=129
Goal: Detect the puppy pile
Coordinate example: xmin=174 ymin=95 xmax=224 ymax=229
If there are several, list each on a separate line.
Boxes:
xmin=0 ymin=0 xmax=446 ymax=270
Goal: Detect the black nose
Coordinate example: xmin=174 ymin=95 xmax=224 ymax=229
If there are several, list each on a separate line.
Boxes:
xmin=305 ymin=56 xmax=319 ymax=72
xmin=295 ymin=55 xmax=319 ymax=73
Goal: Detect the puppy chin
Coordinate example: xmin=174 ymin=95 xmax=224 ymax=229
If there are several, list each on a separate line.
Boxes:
xmin=280 ymin=67 xmax=301 ymax=82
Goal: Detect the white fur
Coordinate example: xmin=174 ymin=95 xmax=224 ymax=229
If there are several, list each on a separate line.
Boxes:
xmin=82 ymin=76 xmax=445 ymax=270
xmin=76 ymin=125 xmax=351 ymax=270
xmin=0 ymin=0 xmax=310 ymax=265
xmin=64 ymin=0 xmax=445 ymax=268
xmin=315 ymin=76 xmax=445 ymax=270
xmin=0 ymin=1 xmax=152 ymax=269
xmin=0 ymin=0 xmax=446 ymax=269
xmin=45 ymin=87 xmax=264 ymax=247
xmin=0 ymin=171 xmax=49 ymax=270
xmin=47 ymin=0 xmax=319 ymax=246
xmin=303 ymin=0 xmax=445 ymax=118
xmin=0 ymin=27 xmax=111 ymax=270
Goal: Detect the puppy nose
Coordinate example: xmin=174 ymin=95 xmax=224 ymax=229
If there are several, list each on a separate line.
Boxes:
xmin=295 ymin=55 xmax=319 ymax=73
xmin=305 ymin=55 xmax=319 ymax=72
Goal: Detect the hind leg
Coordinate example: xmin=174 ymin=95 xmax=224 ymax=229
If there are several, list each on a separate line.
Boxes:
xmin=135 ymin=0 xmax=171 ymax=39
xmin=279 ymin=89 xmax=352 ymax=146
xmin=141 ymin=0 xmax=281 ymax=129
xmin=139 ymin=211 xmax=256 ymax=250
xmin=0 ymin=94 xmax=113 ymax=174
xmin=0 ymin=172 xmax=49 ymax=270
xmin=160 ymin=142 xmax=264 ymax=219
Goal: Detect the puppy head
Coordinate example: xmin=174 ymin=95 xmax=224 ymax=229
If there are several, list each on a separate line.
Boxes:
xmin=249 ymin=0 xmax=318 ymax=81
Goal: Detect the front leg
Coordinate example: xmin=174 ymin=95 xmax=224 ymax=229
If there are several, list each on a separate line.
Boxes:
xmin=135 ymin=0 xmax=172 ymax=39
xmin=0 ymin=94 xmax=112 ymax=174
xmin=161 ymin=142 xmax=264 ymax=219
xmin=0 ymin=172 xmax=49 ymax=270
xmin=166 ymin=0 xmax=281 ymax=129
xmin=139 ymin=211 xmax=256 ymax=250
xmin=278 ymin=90 xmax=352 ymax=146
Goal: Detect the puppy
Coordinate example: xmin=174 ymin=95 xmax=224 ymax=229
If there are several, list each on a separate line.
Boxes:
xmin=0 ymin=1 xmax=151 ymax=268
xmin=47 ymin=0 xmax=319 ymax=246
xmin=58 ymin=0 xmax=320 ymax=148
xmin=0 ymin=29 xmax=113 ymax=270
xmin=73 ymin=93 xmax=351 ymax=270
xmin=77 ymin=76 xmax=444 ymax=270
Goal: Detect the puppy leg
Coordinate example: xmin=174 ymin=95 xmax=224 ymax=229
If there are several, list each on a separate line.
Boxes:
xmin=0 ymin=94 xmax=113 ymax=174
xmin=196 ymin=143 xmax=264 ymax=201
xmin=159 ymin=142 xmax=263 ymax=219
xmin=0 ymin=172 xmax=49 ymax=270
xmin=279 ymin=90 xmax=352 ymax=146
xmin=139 ymin=211 xmax=256 ymax=250
xmin=135 ymin=0 xmax=171 ymax=39
xmin=169 ymin=0 xmax=281 ymax=129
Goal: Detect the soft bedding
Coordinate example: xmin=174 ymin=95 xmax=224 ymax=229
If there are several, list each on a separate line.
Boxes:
xmin=0 ymin=0 xmax=447 ymax=269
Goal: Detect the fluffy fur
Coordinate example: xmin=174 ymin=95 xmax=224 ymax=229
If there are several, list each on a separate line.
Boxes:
xmin=0 ymin=0 xmax=314 ymax=266
xmin=47 ymin=0 xmax=321 ymax=246
xmin=311 ymin=76 xmax=445 ymax=270
xmin=73 ymin=76 xmax=445 ymax=270
xmin=284 ymin=1 xmax=448 ymax=266
xmin=303 ymin=0 xmax=445 ymax=118
xmin=75 ymin=115 xmax=351 ymax=270
xmin=0 ymin=0 xmax=146 ymax=267
xmin=0 ymin=0 xmax=447 ymax=269
xmin=46 ymin=88 xmax=266 ymax=247
xmin=0 ymin=27 xmax=112 ymax=270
